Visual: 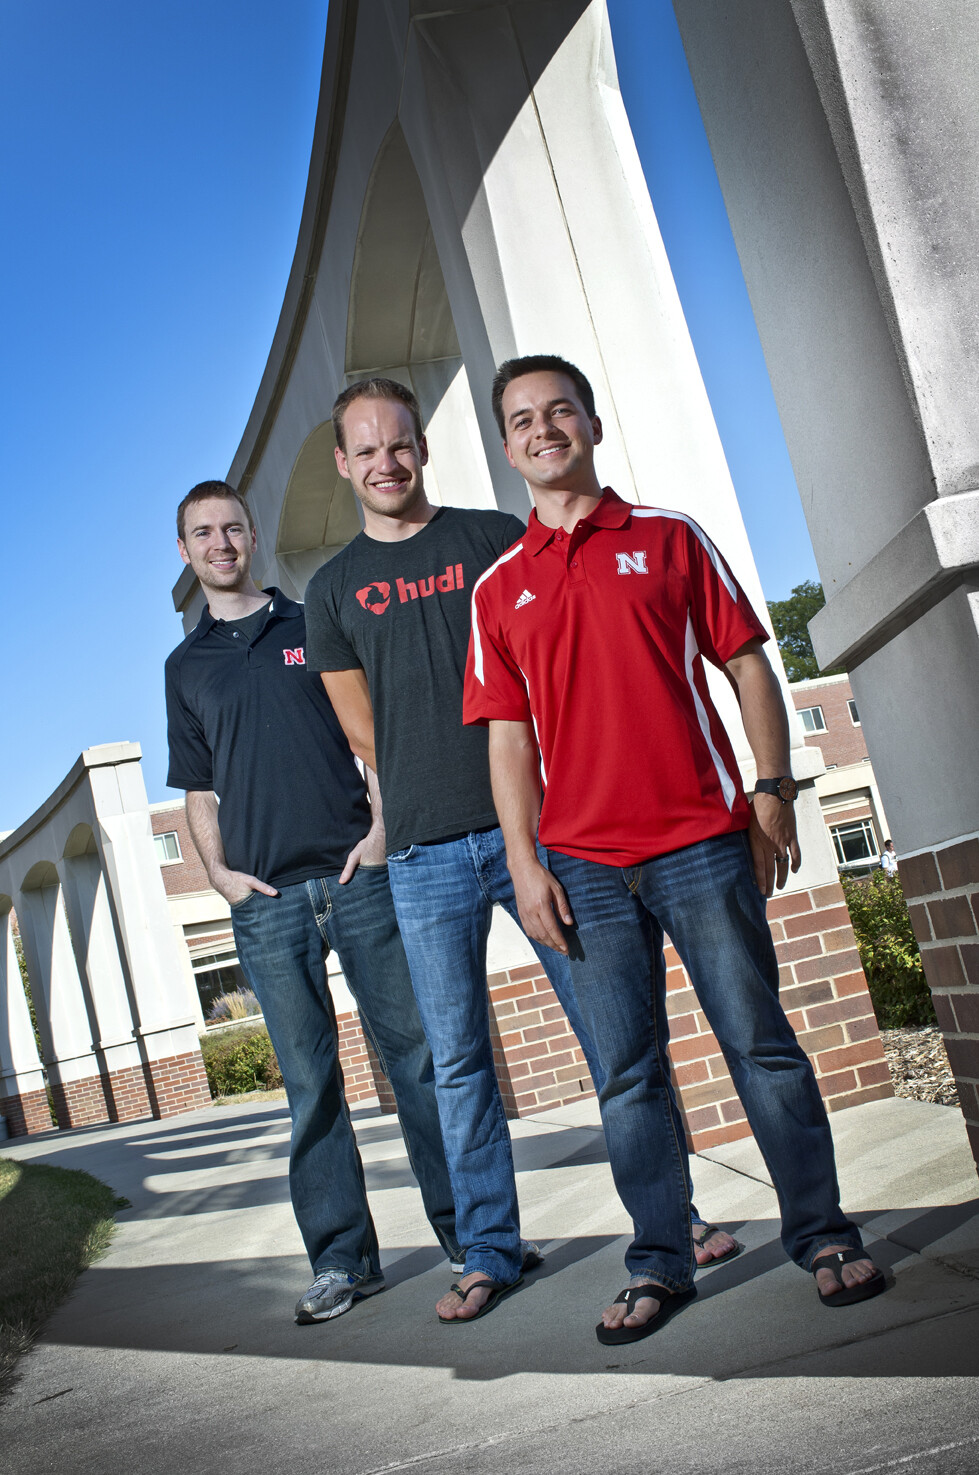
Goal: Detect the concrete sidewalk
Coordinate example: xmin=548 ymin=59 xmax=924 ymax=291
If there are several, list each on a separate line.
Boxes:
xmin=2 ymin=1093 xmax=978 ymax=1474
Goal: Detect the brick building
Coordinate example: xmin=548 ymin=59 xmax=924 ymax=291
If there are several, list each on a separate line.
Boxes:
xmin=789 ymin=673 xmax=893 ymax=873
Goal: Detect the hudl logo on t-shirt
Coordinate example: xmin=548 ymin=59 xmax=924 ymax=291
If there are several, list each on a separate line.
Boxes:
xmin=356 ymin=582 xmax=391 ymax=615
xmin=356 ymin=564 xmax=465 ymax=617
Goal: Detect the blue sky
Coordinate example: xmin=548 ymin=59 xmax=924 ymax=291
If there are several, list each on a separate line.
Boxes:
xmin=1 ymin=0 xmax=817 ymax=825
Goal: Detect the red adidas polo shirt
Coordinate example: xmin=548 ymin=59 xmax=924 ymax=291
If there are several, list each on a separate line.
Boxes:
xmin=463 ymin=489 xmax=768 ymax=866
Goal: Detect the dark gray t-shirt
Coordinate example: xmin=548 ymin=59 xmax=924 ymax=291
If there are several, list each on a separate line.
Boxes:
xmin=305 ymin=506 xmax=526 ymax=853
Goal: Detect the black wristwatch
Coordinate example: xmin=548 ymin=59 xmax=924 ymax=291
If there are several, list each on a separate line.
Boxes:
xmin=754 ymin=776 xmax=798 ymax=803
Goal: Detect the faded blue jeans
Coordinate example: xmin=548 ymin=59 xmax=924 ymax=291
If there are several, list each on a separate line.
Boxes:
xmin=230 ymin=864 xmax=459 ymax=1281
xmin=549 ymin=830 xmax=863 ymax=1288
xmin=387 ymin=825 xmax=700 ymax=1285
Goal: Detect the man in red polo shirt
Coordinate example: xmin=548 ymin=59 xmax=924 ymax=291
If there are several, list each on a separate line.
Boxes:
xmin=464 ymin=354 xmax=885 ymax=1344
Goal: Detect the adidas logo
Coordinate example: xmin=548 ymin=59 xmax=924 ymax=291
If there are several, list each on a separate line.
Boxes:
xmin=515 ymin=589 xmax=536 ymax=609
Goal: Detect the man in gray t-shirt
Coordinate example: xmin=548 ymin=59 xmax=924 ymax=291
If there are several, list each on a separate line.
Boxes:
xmin=304 ymin=379 xmax=736 ymax=1324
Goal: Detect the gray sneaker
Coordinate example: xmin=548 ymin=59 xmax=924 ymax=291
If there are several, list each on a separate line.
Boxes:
xmin=294 ymin=1269 xmax=385 ymax=1324
xmin=448 ymin=1240 xmax=544 ymax=1275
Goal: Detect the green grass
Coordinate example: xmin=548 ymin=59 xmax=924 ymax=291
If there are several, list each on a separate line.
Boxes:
xmin=0 ymin=1157 xmax=124 ymax=1401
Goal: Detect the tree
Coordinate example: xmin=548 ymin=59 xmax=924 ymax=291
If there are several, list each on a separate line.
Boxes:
xmin=766 ymin=580 xmax=843 ymax=681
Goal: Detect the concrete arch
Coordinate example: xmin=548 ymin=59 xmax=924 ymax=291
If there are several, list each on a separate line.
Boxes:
xmin=63 ymin=822 xmax=97 ymax=859
xmin=271 ymin=420 xmax=361 ymax=596
xmin=21 ymin=860 xmax=59 ymax=891
xmin=346 ymin=122 xmax=460 ymax=377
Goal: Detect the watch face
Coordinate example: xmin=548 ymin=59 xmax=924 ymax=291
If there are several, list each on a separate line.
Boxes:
xmin=777 ymin=776 xmax=798 ymax=802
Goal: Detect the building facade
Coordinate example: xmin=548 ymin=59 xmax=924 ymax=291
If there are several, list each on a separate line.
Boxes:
xmin=789 ymin=674 xmax=893 ymax=874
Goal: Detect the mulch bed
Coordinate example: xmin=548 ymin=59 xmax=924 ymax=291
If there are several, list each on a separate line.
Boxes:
xmin=880 ymin=1026 xmax=960 ymax=1108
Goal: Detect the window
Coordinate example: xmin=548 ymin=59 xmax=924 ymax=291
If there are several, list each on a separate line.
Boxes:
xmin=830 ymin=818 xmax=878 ymax=868
xmin=825 ymin=764 xmax=838 ymax=771
xmin=847 ymin=699 xmax=861 ymax=726
xmin=798 ymin=705 xmax=826 ymax=733
xmin=154 ymin=831 xmax=182 ymax=864
xmin=192 ymin=950 xmax=249 ymax=1016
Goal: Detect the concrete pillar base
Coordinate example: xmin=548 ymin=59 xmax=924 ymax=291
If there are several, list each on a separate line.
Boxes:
xmin=142 ymin=1049 xmax=212 ymax=1117
xmin=488 ymin=963 xmax=595 ymax=1119
xmin=667 ymin=880 xmax=892 ymax=1152
xmin=0 ymin=1086 xmax=54 ymax=1136
xmin=900 ymin=837 xmax=979 ymax=1168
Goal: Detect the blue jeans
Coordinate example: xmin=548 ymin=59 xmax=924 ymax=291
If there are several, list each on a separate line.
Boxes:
xmin=230 ymin=865 xmax=459 ymax=1280
xmin=549 ymin=831 xmax=863 ymax=1286
xmin=387 ymin=827 xmax=609 ymax=1284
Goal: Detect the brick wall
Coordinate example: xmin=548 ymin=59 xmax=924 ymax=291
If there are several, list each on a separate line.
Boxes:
xmin=791 ymin=676 xmax=868 ymax=769
xmin=49 ymin=1075 xmax=112 ymax=1129
xmin=102 ymin=1063 xmax=154 ymax=1122
xmin=336 ymin=1010 xmax=396 ymax=1111
xmin=664 ymin=880 xmax=891 ymax=1151
xmin=143 ymin=1049 xmax=213 ymax=1117
xmin=0 ymin=1087 xmax=54 ymax=1136
xmin=901 ymin=836 xmax=979 ymax=1168
xmin=151 ymin=803 xmax=212 ymax=896
xmin=487 ymin=962 xmax=594 ymax=1116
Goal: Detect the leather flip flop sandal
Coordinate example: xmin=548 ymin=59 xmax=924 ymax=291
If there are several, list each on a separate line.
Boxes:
xmin=595 ymin=1283 xmax=697 ymax=1345
xmin=812 ymin=1248 xmax=886 ymax=1306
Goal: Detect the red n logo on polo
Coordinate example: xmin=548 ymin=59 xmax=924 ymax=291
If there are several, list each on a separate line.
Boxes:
xmin=283 ymin=648 xmax=305 ymax=665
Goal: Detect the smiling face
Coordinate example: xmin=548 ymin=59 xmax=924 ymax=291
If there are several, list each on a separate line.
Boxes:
xmin=334 ymin=395 xmax=430 ymax=526
xmin=500 ymin=370 xmax=603 ymax=494
xmin=177 ymin=496 xmax=256 ymax=593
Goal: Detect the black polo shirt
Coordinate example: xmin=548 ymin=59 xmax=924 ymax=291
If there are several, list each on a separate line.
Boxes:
xmin=165 ymin=589 xmax=370 ymax=888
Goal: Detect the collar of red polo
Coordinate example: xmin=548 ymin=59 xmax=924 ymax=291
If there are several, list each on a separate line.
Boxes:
xmin=522 ymin=487 xmax=631 ymax=555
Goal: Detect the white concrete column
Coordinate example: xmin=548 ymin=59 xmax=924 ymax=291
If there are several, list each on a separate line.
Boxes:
xmin=0 ymin=907 xmax=46 ymax=1108
xmin=59 ymin=852 xmax=143 ymax=1079
xmin=400 ymin=0 xmax=830 ymax=889
xmin=88 ymin=759 xmax=200 ymax=1065
xmin=16 ymin=882 xmax=99 ymax=1090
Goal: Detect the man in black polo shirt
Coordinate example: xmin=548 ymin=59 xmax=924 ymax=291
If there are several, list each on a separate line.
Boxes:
xmin=165 ymin=479 xmax=459 ymax=1325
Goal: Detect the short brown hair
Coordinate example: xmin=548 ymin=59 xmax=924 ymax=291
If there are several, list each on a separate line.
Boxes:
xmin=491 ymin=354 xmax=596 ymax=437
xmin=177 ymin=481 xmax=254 ymax=542
xmin=332 ymin=377 xmax=423 ymax=452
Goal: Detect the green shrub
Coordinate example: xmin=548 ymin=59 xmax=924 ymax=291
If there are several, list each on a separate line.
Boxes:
xmin=840 ymin=871 xmax=936 ymax=1028
xmin=198 ymin=1024 xmax=283 ymax=1097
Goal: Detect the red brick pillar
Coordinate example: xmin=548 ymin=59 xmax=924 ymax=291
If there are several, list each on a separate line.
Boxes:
xmin=141 ymin=1050 xmax=212 ymax=1117
xmin=0 ymin=1086 xmax=54 ymax=1136
xmin=487 ymin=963 xmax=594 ymax=1116
xmin=48 ymin=1076 xmax=112 ymax=1129
xmin=364 ymin=1036 xmax=398 ymax=1116
xmin=900 ymin=839 xmax=979 ymax=1167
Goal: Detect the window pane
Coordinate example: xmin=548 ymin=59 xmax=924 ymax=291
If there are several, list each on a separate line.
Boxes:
xmin=831 ymin=819 xmax=877 ymax=865
xmin=847 ymin=699 xmax=861 ymax=725
xmin=154 ymin=831 xmax=181 ymax=862
xmin=195 ymin=961 xmax=249 ymax=1015
xmin=799 ymin=706 xmax=826 ymax=733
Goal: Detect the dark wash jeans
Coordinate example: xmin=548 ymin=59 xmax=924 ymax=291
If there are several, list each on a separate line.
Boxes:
xmin=548 ymin=831 xmax=862 ymax=1288
xmin=230 ymin=864 xmax=459 ymax=1280
xmin=387 ymin=825 xmax=700 ymax=1285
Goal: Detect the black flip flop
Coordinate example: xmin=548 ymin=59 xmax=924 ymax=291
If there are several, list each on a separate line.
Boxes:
xmin=694 ymin=1223 xmax=744 ymax=1267
xmin=437 ymin=1275 xmax=523 ymax=1324
xmin=595 ymin=1283 xmax=697 ymax=1345
xmin=812 ymin=1248 xmax=886 ymax=1306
